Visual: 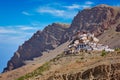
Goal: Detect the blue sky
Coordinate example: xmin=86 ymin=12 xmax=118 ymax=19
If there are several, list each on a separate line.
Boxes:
xmin=0 ymin=0 xmax=120 ymax=73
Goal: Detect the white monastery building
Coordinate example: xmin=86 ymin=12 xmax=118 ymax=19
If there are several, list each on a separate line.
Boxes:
xmin=68 ymin=32 xmax=114 ymax=52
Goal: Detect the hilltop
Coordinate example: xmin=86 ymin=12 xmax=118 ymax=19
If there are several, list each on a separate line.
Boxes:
xmin=0 ymin=4 xmax=120 ymax=80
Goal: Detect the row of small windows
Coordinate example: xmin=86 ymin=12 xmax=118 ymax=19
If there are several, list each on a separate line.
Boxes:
xmin=78 ymin=44 xmax=86 ymax=48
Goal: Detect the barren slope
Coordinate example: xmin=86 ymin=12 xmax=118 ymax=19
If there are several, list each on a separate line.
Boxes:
xmin=15 ymin=48 xmax=120 ymax=80
xmin=0 ymin=42 xmax=69 ymax=80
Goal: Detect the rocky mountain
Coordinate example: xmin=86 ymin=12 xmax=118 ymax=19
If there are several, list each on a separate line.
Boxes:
xmin=3 ymin=23 xmax=70 ymax=72
xmin=3 ymin=4 xmax=120 ymax=73
xmin=116 ymin=24 xmax=120 ymax=32
xmin=62 ymin=4 xmax=120 ymax=43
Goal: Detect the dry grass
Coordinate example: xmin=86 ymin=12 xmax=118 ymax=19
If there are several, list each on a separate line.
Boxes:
xmin=0 ymin=42 xmax=69 ymax=80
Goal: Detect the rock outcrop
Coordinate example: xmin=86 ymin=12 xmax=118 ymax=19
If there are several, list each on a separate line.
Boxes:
xmin=3 ymin=23 xmax=70 ymax=72
xmin=62 ymin=4 xmax=120 ymax=43
xmin=48 ymin=63 xmax=120 ymax=80
xmin=116 ymin=24 xmax=120 ymax=32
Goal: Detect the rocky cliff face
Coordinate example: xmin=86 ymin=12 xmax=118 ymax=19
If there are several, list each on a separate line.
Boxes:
xmin=116 ymin=24 xmax=120 ymax=32
xmin=3 ymin=4 xmax=120 ymax=72
xmin=62 ymin=4 xmax=120 ymax=43
xmin=3 ymin=23 xmax=70 ymax=72
xmin=48 ymin=63 xmax=120 ymax=80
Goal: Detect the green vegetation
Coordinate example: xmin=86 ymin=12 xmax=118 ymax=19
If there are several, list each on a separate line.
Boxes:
xmin=115 ymin=48 xmax=120 ymax=51
xmin=101 ymin=50 xmax=108 ymax=56
xmin=16 ymin=62 xmax=50 ymax=80
xmin=115 ymin=48 xmax=120 ymax=54
xmin=80 ymin=57 xmax=84 ymax=60
xmin=17 ymin=52 xmax=65 ymax=80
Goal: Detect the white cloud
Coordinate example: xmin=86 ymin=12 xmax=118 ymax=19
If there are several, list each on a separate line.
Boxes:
xmin=65 ymin=4 xmax=92 ymax=10
xmin=64 ymin=4 xmax=80 ymax=10
xmin=0 ymin=25 xmax=40 ymax=45
xmin=17 ymin=26 xmax=39 ymax=30
xmin=85 ymin=1 xmax=94 ymax=5
xmin=0 ymin=34 xmax=27 ymax=44
xmin=37 ymin=7 xmax=65 ymax=16
xmin=20 ymin=27 xmax=37 ymax=30
xmin=0 ymin=25 xmax=39 ymax=34
xmin=22 ymin=11 xmax=31 ymax=16
xmin=64 ymin=1 xmax=93 ymax=10
xmin=0 ymin=28 xmax=17 ymax=34
xmin=36 ymin=2 xmax=94 ymax=19
xmin=37 ymin=6 xmax=78 ymax=19
xmin=82 ymin=5 xmax=91 ymax=8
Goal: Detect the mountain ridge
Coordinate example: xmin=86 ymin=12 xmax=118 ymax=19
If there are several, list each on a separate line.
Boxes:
xmin=3 ymin=4 xmax=120 ymax=73
xmin=62 ymin=5 xmax=120 ymax=42
xmin=3 ymin=23 xmax=70 ymax=72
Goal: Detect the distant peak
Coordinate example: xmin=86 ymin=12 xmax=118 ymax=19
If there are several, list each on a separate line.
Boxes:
xmin=95 ymin=4 xmax=110 ymax=7
xmin=52 ymin=22 xmax=69 ymax=25
xmin=51 ymin=22 xmax=70 ymax=28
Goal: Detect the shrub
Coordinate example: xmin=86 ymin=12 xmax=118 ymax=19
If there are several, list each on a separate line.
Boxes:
xmin=101 ymin=50 xmax=107 ymax=56
xmin=80 ymin=57 xmax=84 ymax=60
xmin=115 ymin=48 xmax=120 ymax=54
xmin=16 ymin=62 xmax=50 ymax=80
xmin=115 ymin=48 xmax=120 ymax=51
